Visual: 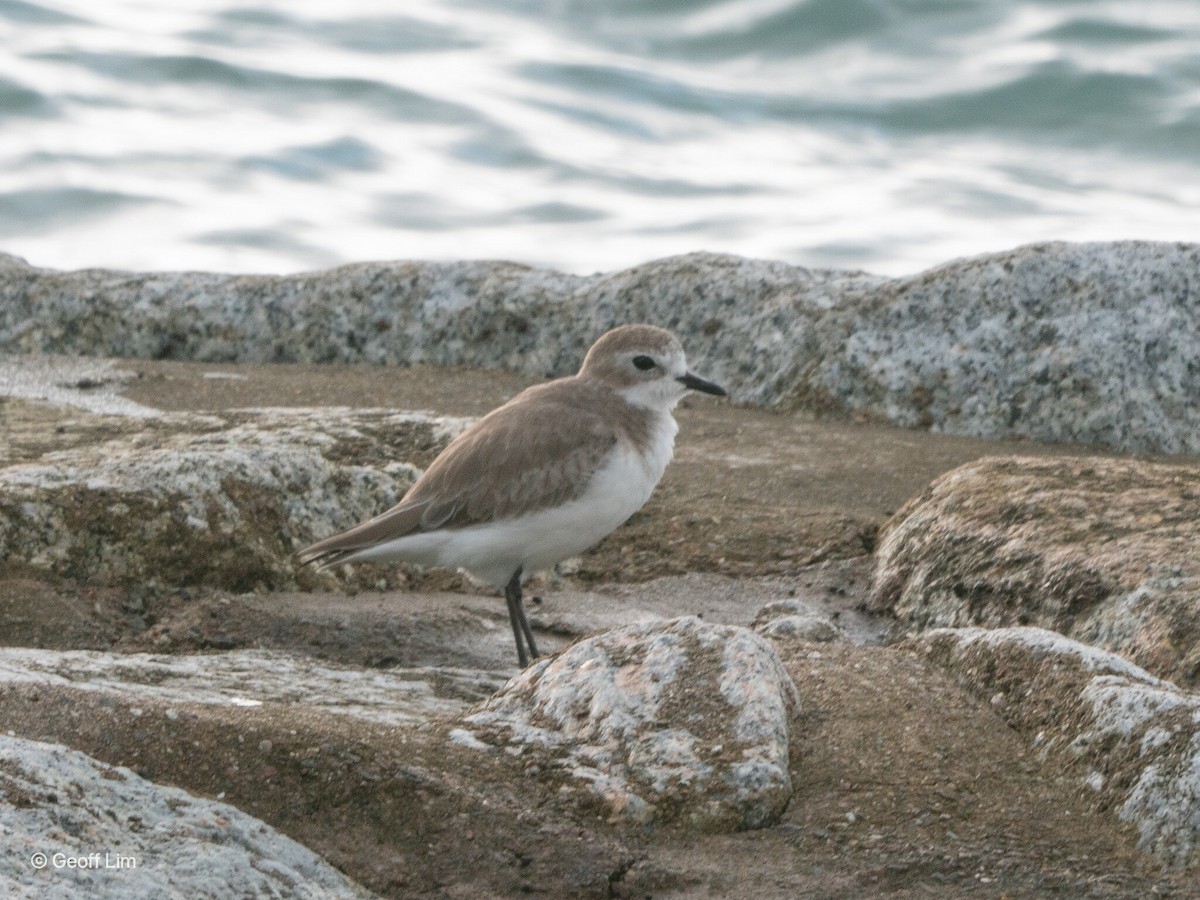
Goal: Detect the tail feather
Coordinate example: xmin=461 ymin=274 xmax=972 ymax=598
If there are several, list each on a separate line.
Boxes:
xmin=297 ymin=499 xmax=430 ymax=569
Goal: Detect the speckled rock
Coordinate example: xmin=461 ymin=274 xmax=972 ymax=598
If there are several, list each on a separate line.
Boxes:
xmin=0 ymin=406 xmax=466 ymax=590
xmin=7 ymin=240 xmax=1200 ymax=453
xmin=0 ymin=647 xmax=505 ymax=725
xmin=3 ymin=241 xmax=1199 ymax=452
xmin=816 ymin=241 xmax=1200 ymax=453
xmin=911 ymin=627 xmax=1200 ymax=868
xmin=458 ymin=616 xmax=800 ymax=831
xmin=751 ymin=599 xmax=843 ymax=643
xmin=0 ymin=734 xmax=373 ymax=898
xmin=0 ymin=251 xmax=854 ymax=405
xmin=870 ymin=455 xmax=1200 ymax=686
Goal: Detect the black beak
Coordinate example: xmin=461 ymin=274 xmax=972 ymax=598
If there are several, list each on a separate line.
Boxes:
xmin=677 ymin=372 xmax=727 ymax=397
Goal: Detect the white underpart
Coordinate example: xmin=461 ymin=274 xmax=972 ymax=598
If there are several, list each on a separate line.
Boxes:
xmin=345 ymin=410 xmax=679 ymax=587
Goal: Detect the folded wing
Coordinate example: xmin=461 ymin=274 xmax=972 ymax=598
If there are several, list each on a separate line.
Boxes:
xmin=297 ymin=384 xmax=620 ymax=570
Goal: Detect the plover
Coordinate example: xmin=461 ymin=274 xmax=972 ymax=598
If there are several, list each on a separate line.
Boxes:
xmin=298 ymin=324 xmax=726 ymax=667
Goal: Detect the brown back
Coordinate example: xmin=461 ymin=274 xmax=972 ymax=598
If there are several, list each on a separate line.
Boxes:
xmin=297 ymin=375 xmax=656 ymax=564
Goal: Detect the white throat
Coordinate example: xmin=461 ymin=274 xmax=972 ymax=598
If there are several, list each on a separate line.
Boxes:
xmin=618 ymin=379 xmax=687 ymax=411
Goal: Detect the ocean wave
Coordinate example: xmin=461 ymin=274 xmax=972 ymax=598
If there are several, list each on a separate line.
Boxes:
xmin=1 ymin=0 xmax=1197 ymax=276
xmin=0 ymin=75 xmax=55 ymax=119
xmin=43 ymin=50 xmax=479 ymax=122
xmin=0 ymin=187 xmax=165 ymax=238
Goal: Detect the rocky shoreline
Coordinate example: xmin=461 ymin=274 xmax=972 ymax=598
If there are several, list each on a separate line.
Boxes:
xmin=4 ymin=240 xmax=1200 ymax=453
xmin=1 ymin=243 xmax=1199 ymax=897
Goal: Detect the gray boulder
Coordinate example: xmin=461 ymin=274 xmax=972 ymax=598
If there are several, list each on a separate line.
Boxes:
xmin=0 ymin=646 xmax=505 ymax=725
xmin=870 ymin=454 xmax=1200 ymax=687
xmin=751 ymin=598 xmax=844 ymax=643
xmin=0 ymin=407 xmax=463 ymax=590
xmin=3 ymin=241 xmax=1200 ymax=452
xmin=0 ymin=734 xmax=373 ymax=899
xmin=458 ymin=616 xmax=800 ymax=831
xmin=816 ymin=241 xmax=1200 ymax=453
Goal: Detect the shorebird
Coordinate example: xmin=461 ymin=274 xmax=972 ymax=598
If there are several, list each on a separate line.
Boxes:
xmin=298 ymin=324 xmax=726 ymax=667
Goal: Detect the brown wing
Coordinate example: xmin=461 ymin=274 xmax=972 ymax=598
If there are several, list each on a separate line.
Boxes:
xmin=296 ymin=380 xmax=620 ymax=569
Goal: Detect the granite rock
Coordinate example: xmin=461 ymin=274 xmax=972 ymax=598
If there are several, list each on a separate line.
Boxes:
xmin=0 ymin=647 xmax=505 ymax=725
xmin=870 ymin=455 xmax=1200 ymax=686
xmin=911 ymin=626 xmax=1200 ymax=868
xmin=814 ymin=241 xmax=1200 ymax=453
xmin=459 ymin=616 xmax=800 ymax=831
xmin=3 ymin=241 xmax=1199 ymax=452
xmin=751 ymin=598 xmax=844 ymax=643
xmin=0 ymin=734 xmax=373 ymax=898
xmin=0 ymin=406 xmax=466 ymax=590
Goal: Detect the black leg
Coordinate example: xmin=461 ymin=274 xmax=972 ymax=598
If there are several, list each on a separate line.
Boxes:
xmin=504 ymin=567 xmax=539 ymax=668
xmin=516 ymin=594 xmax=540 ymax=665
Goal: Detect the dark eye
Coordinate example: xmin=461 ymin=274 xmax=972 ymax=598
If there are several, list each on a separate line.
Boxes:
xmin=632 ymin=355 xmax=656 ymax=371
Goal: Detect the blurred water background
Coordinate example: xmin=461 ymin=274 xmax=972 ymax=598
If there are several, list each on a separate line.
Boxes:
xmin=1 ymin=0 xmax=1198 ymax=277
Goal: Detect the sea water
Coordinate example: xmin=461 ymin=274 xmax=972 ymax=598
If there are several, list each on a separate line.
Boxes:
xmin=1 ymin=0 xmax=1197 ymax=277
